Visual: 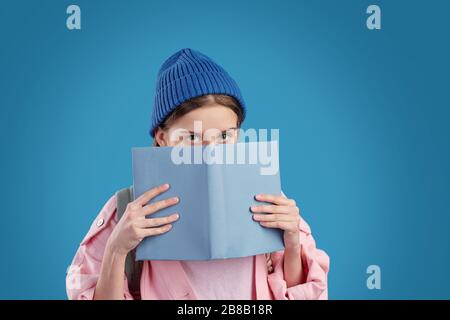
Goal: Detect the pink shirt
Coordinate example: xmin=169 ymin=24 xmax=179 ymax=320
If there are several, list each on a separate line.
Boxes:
xmin=181 ymin=257 xmax=255 ymax=299
xmin=66 ymin=194 xmax=329 ymax=300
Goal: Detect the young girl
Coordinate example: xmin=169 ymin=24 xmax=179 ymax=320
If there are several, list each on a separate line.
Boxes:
xmin=66 ymin=48 xmax=329 ymax=300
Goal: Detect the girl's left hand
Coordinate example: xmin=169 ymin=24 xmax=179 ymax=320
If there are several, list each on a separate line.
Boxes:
xmin=251 ymin=194 xmax=301 ymax=249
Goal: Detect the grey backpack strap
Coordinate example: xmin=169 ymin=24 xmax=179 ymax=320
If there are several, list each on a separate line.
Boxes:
xmin=115 ymin=186 xmax=143 ymax=300
xmin=116 ymin=186 xmax=133 ymax=220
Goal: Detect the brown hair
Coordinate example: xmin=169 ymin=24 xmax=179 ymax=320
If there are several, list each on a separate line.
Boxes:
xmin=153 ymin=94 xmax=244 ymax=142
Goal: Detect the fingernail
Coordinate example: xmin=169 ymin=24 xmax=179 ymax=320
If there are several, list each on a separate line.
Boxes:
xmin=163 ymin=183 xmax=170 ymax=189
xmin=251 ymin=206 xmax=257 ymax=211
xmin=174 ymin=213 xmax=179 ymax=219
xmin=174 ymin=197 xmax=179 ymax=203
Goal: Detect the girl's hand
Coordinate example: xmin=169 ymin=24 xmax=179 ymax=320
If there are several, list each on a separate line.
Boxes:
xmin=251 ymin=194 xmax=301 ymax=250
xmin=107 ymin=183 xmax=180 ymax=256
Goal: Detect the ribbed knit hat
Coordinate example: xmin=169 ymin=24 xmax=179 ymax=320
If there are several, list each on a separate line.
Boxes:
xmin=150 ymin=48 xmax=245 ymax=137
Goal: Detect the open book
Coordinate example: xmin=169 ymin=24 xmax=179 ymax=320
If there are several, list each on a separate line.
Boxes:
xmin=132 ymin=141 xmax=284 ymax=260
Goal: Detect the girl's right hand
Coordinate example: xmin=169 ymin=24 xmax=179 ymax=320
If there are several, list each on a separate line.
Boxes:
xmin=107 ymin=183 xmax=179 ymax=256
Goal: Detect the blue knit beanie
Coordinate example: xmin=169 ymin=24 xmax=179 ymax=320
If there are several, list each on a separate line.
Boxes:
xmin=150 ymin=48 xmax=245 ymax=137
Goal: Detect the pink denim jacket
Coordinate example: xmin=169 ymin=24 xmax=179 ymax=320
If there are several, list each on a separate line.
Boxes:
xmin=66 ymin=195 xmax=330 ymax=300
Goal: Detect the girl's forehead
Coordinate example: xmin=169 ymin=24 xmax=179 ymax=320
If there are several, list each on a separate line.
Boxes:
xmin=172 ymin=105 xmax=238 ymax=131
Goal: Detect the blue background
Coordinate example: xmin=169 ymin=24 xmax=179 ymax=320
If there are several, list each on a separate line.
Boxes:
xmin=1 ymin=0 xmax=449 ymax=299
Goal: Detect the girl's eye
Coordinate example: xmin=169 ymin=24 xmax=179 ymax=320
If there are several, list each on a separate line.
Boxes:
xmin=222 ymin=130 xmax=236 ymax=139
xmin=220 ymin=130 xmax=235 ymax=142
xmin=186 ymin=133 xmax=201 ymax=143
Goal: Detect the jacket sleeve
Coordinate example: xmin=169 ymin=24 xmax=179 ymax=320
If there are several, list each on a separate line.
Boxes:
xmin=66 ymin=195 xmax=134 ymax=300
xmin=267 ymin=219 xmax=330 ymax=300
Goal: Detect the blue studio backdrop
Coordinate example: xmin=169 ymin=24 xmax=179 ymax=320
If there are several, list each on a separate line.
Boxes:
xmin=0 ymin=0 xmax=449 ymax=299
